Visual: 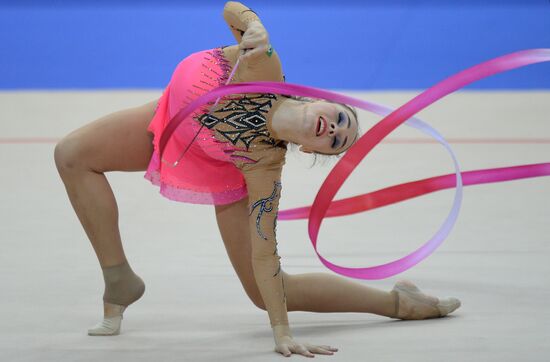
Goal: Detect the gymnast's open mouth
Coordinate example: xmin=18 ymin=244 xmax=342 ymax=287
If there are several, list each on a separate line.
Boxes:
xmin=316 ymin=116 xmax=327 ymax=136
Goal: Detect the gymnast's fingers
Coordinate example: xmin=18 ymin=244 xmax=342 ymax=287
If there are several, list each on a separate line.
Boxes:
xmin=319 ymin=344 xmax=339 ymax=352
xmin=241 ymin=43 xmax=270 ymax=60
xmin=304 ymin=343 xmax=338 ymax=355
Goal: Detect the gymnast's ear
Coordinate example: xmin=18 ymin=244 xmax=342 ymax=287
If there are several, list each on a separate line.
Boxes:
xmin=299 ymin=145 xmax=313 ymax=154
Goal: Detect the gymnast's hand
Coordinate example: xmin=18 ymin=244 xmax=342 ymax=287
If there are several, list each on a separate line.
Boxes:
xmin=239 ymin=20 xmax=270 ymax=61
xmin=274 ymin=335 xmax=339 ymax=358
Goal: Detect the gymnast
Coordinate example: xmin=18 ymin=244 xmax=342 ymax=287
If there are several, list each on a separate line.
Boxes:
xmin=54 ymin=1 xmax=461 ymax=357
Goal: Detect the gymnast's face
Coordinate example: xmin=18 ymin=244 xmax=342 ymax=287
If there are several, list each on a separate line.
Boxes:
xmin=297 ymin=101 xmax=359 ymax=155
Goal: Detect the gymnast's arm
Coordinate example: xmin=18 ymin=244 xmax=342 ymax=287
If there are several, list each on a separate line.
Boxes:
xmin=241 ymin=164 xmax=293 ymax=344
xmin=223 ymin=1 xmax=284 ymax=79
xmin=223 ymin=1 xmax=260 ymax=44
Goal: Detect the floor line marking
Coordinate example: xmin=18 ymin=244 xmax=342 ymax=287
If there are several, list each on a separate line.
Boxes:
xmin=2 ymin=137 xmax=550 ymax=145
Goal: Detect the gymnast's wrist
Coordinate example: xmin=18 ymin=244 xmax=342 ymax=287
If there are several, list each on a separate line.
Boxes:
xmin=247 ymin=19 xmax=264 ymax=29
xmin=272 ymin=323 xmax=292 ymax=340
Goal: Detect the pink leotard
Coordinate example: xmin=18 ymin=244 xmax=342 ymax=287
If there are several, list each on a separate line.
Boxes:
xmin=145 ymin=1 xmax=291 ymax=328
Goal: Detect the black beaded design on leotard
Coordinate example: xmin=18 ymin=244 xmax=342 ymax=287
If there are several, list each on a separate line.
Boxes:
xmin=249 ymin=180 xmax=287 ymax=304
xmin=197 ymin=93 xmax=279 ymax=151
xmin=249 ymin=180 xmax=282 ymax=240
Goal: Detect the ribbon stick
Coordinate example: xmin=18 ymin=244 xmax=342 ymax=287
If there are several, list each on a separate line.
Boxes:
xmin=159 ymin=49 xmax=550 ymax=280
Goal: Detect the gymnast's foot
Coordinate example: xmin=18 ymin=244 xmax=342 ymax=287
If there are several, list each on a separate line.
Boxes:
xmin=88 ymin=260 xmax=146 ymax=336
xmin=390 ymin=279 xmax=461 ymax=320
xmin=87 ymin=303 xmax=127 ymax=336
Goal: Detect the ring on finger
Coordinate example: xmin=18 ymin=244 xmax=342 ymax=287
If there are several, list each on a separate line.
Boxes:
xmin=265 ymin=44 xmax=273 ymax=57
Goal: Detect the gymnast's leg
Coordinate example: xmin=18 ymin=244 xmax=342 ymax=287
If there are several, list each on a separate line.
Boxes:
xmin=281 ymin=271 xmax=397 ymax=317
xmin=54 ymin=100 xmax=157 ymax=335
xmin=281 ymin=272 xmax=460 ymax=319
xmin=216 ymin=199 xmax=393 ymax=317
xmin=215 ymin=198 xmax=460 ymax=319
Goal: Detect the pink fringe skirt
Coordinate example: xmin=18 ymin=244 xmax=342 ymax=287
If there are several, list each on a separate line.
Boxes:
xmin=144 ymin=48 xmax=248 ymax=205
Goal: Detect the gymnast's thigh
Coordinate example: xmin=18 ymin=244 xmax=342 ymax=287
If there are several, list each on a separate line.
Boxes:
xmin=55 ymin=99 xmax=158 ymax=173
xmin=214 ymin=197 xmax=265 ymax=307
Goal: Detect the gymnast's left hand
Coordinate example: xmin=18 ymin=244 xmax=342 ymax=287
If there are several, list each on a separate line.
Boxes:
xmin=239 ymin=20 xmax=270 ymax=61
xmin=274 ymin=335 xmax=339 ymax=358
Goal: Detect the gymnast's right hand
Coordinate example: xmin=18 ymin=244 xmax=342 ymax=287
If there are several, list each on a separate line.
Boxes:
xmin=274 ymin=335 xmax=338 ymax=358
xmin=239 ymin=20 xmax=270 ymax=61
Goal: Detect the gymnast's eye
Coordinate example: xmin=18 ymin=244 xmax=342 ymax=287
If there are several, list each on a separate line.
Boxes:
xmin=331 ymin=136 xmax=339 ymax=149
xmin=337 ymin=112 xmax=344 ymax=125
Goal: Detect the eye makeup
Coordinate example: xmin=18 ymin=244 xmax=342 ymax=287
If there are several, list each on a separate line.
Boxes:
xmin=338 ymin=112 xmax=345 ymax=126
xmin=330 ymin=113 xmax=338 ymax=148
xmin=331 ymin=112 xmax=347 ymax=149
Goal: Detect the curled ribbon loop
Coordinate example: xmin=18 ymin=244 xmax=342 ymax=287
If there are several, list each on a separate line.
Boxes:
xmin=159 ymin=49 xmax=550 ymax=280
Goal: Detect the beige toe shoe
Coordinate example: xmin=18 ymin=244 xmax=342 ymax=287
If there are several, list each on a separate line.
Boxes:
xmin=87 ymin=304 xmax=126 ymax=336
xmin=391 ymin=280 xmax=461 ymax=320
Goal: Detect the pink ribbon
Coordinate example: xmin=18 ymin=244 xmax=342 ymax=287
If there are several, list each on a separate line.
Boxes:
xmin=278 ymin=163 xmax=550 ymax=220
xmin=159 ymin=48 xmax=550 ymax=280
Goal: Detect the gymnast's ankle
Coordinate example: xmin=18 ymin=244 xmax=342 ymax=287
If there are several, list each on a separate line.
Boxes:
xmin=101 ymin=259 xmax=146 ymax=310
